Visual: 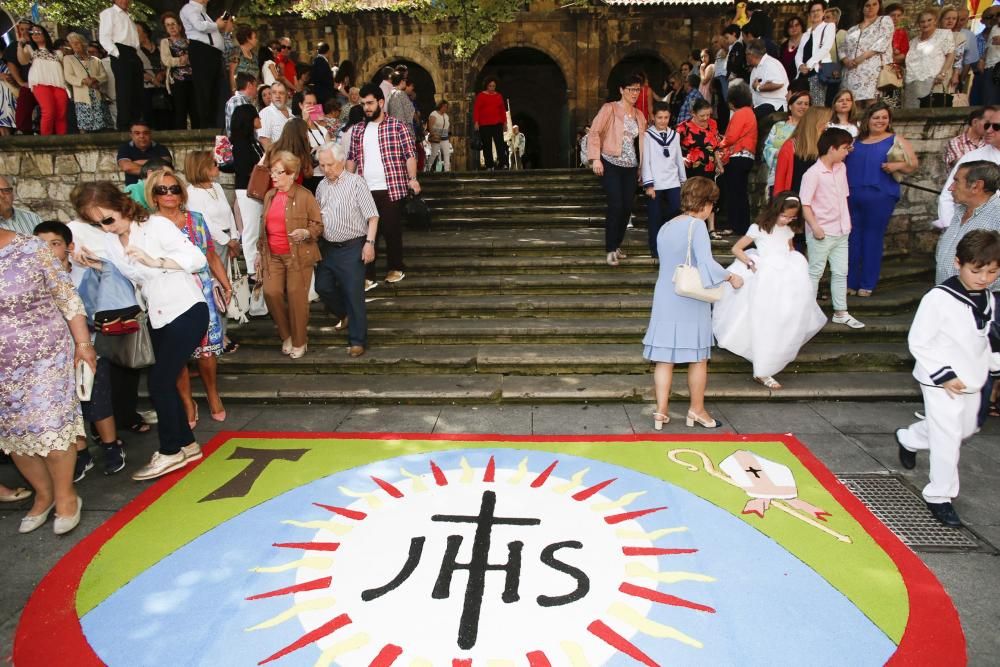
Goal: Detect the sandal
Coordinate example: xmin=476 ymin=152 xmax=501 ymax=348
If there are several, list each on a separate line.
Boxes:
xmin=857 ymin=289 xmax=872 ymax=297
xmin=719 ymin=229 xmax=733 ymax=236
xmin=127 ymin=420 xmax=151 ymax=434
xmin=754 ymin=376 xmax=783 ymax=390
xmin=709 ymin=231 xmax=722 ymax=241
xmin=223 ymin=337 xmax=240 ymax=354
xmin=989 ymin=401 xmax=1000 ymax=418
xmin=846 ymin=288 xmax=857 ymax=296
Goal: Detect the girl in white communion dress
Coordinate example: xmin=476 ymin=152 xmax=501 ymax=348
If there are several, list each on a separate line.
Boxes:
xmin=712 ymin=192 xmax=827 ymax=389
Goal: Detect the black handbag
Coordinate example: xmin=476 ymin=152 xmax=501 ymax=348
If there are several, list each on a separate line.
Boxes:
xmin=818 ymin=61 xmax=841 ymax=85
xmin=150 ymin=88 xmax=172 ymax=112
xmin=919 ymin=86 xmax=953 ymax=108
xmin=94 ymin=311 xmax=155 ymax=369
xmin=403 ymin=193 xmax=431 ymax=230
xmin=470 ymin=133 xmax=482 ymax=152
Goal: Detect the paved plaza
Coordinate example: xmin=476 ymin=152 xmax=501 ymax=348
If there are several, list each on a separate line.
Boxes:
xmin=2 ymin=400 xmax=998 ymax=664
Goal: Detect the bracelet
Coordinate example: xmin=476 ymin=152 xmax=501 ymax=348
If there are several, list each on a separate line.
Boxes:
xmin=75 ymin=341 xmax=93 ymax=348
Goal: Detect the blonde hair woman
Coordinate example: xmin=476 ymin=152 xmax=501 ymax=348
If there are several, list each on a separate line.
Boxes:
xmin=184 ymin=150 xmax=239 ymax=264
xmin=146 ymin=167 xmax=232 ymax=426
xmin=257 ymin=151 xmax=323 ymax=359
xmin=774 ymin=106 xmax=834 ymax=193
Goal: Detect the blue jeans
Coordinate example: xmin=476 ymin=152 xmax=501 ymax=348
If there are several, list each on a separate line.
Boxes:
xmin=148 ymin=303 xmax=208 ymax=455
xmin=601 ymin=159 xmax=637 ymax=252
xmin=646 ymin=187 xmax=680 ymax=258
xmin=316 ymin=237 xmax=368 ymax=347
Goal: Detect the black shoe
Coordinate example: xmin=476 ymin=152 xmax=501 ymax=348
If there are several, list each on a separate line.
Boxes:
xmin=926 ymin=501 xmax=962 ymax=527
xmin=102 ymin=441 xmax=127 ymax=475
xmin=74 ymin=449 xmax=94 ymax=482
xmin=895 ymin=429 xmax=916 ymax=470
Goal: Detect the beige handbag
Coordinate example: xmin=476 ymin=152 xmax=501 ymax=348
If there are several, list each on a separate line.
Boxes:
xmin=673 ymin=219 xmax=725 ymax=303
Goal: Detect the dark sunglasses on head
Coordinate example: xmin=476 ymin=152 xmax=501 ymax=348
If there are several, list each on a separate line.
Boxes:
xmin=152 ymin=184 xmax=183 ymax=196
xmin=985 ymin=122 xmax=1000 ymax=131
xmin=97 ymin=216 xmax=115 ymax=227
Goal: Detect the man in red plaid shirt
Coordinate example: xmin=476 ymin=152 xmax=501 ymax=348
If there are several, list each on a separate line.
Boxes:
xmin=347 ymin=83 xmax=420 ymax=288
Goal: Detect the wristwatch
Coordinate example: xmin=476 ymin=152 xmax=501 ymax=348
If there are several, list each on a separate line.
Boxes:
xmin=364 ymin=239 xmax=374 ymax=245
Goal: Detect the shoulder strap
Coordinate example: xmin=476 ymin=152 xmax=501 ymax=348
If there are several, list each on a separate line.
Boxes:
xmin=685 ymin=218 xmax=695 ymax=267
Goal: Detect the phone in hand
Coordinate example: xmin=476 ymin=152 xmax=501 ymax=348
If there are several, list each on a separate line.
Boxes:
xmin=309 ymin=105 xmax=324 ymax=122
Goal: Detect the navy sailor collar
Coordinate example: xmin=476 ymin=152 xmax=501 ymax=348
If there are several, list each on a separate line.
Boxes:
xmin=936 ymin=276 xmax=992 ymax=330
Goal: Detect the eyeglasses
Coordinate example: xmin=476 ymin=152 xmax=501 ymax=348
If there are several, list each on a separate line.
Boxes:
xmin=271 ymin=169 xmax=291 ymax=177
xmin=984 ymin=122 xmax=1000 ymax=131
xmin=97 ymin=216 xmax=116 ymax=227
xmin=152 ymin=184 xmax=183 ymax=196
xmin=624 ymin=86 xmax=641 ymax=93
xmin=0 ymin=187 xmax=12 ymax=195
xmin=29 ymin=29 xmax=42 ymax=35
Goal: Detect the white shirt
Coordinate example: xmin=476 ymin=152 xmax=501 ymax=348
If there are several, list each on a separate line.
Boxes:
xmin=795 ymin=22 xmax=834 ymax=71
xmin=180 ymin=0 xmax=222 ymax=51
xmin=261 ymin=59 xmax=278 ymax=86
xmin=987 ymin=25 xmax=1000 ymax=69
xmin=258 ymin=103 xmax=291 ymax=144
xmin=640 ymin=127 xmax=687 ymax=191
xmin=102 ymin=215 xmax=207 ymax=328
xmin=186 ymin=183 xmax=238 ymax=246
xmin=98 ymin=4 xmax=139 ymax=59
xmin=379 ymin=79 xmax=394 ymax=102
xmin=362 ymin=121 xmax=388 ymax=191
xmin=936 ymin=143 xmax=1000 ymax=228
xmin=429 ymin=110 xmax=450 ymax=139
xmin=751 ymin=54 xmax=789 ymax=110
xmin=827 ymin=121 xmax=859 ymax=138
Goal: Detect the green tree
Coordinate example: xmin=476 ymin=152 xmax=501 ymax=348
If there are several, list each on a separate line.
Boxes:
xmin=246 ymin=0 xmax=527 ymax=60
xmin=3 ymin=0 xmax=155 ymax=28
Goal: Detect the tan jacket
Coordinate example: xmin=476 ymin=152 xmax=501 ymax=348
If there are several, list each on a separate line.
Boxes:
xmin=62 ymin=55 xmax=108 ymax=105
xmin=586 ymin=101 xmax=647 ymax=162
xmin=257 ymin=183 xmax=323 ymax=274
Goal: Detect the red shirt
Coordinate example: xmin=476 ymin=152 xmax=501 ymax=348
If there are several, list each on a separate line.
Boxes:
xmin=276 ymin=54 xmax=297 ymax=87
xmin=473 ymin=91 xmax=506 ymax=126
xmin=266 ymin=190 xmax=290 ymax=254
xmin=721 ymin=107 xmax=757 ymax=159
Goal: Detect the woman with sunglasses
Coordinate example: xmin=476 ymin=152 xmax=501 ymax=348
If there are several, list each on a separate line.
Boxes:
xmin=256 ymin=150 xmax=322 ymax=359
xmin=146 ymin=167 xmax=231 ymax=426
xmin=15 ymin=24 xmax=68 ymax=135
xmin=70 ymin=182 xmax=208 ymax=482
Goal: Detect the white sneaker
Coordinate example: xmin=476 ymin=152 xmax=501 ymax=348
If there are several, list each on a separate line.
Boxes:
xmin=132 ymin=451 xmax=188 ymax=481
xmin=181 ymin=442 xmax=203 ymax=462
xmin=365 ymin=280 xmax=378 ymax=292
xmin=832 ymin=312 xmax=865 ymax=329
xmin=138 ymin=410 xmax=158 ymax=425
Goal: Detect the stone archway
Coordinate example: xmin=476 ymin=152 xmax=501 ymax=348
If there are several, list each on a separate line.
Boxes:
xmin=469 ymin=33 xmax=576 ymax=97
xmin=473 ymin=47 xmax=570 ymax=168
xmin=607 ymin=50 xmax=672 ymax=103
xmin=358 ymin=47 xmax=445 ymax=98
xmin=368 ymin=59 xmax=438 ymax=120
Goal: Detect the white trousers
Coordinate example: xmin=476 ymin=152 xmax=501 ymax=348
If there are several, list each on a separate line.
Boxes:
xmin=235 ymin=189 xmax=263 ymax=277
xmin=898 ymin=384 xmax=980 ymax=503
xmin=427 ymin=139 xmax=451 ymax=172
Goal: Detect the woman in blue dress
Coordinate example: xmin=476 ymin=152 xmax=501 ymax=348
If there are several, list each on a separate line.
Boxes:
xmin=643 ymin=177 xmax=744 ymax=430
xmin=845 ymin=103 xmax=918 ymax=296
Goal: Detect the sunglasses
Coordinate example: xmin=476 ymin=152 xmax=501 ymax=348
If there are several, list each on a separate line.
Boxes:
xmin=152 ymin=184 xmax=183 ymax=196
xmin=29 ymin=29 xmax=42 ymax=35
xmin=985 ymin=122 xmax=1000 ymax=131
xmin=97 ymin=216 xmax=115 ymax=227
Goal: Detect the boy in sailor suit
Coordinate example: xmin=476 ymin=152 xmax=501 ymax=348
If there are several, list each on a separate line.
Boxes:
xmin=640 ymin=102 xmax=687 ymax=259
xmin=896 ymin=230 xmax=1000 ymax=527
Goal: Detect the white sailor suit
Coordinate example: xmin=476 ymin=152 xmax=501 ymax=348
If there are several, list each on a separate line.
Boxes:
xmin=640 ymin=126 xmax=686 ymax=258
xmin=898 ymin=277 xmax=1000 ymax=503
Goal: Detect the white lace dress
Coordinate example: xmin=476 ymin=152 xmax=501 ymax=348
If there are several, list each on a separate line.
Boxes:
xmin=712 ymin=224 xmax=827 ymax=377
xmin=0 ymin=236 xmax=87 ymax=456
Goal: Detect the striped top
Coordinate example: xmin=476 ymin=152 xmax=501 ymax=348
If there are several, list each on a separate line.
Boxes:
xmin=314 ymin=170 xmax=379 ymax=242
xmin=0 ymin=207 xmax=42 ymax=236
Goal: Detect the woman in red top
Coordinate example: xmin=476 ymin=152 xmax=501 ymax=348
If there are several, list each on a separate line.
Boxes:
xmin=719 ymin=83 xmax=757 ymax=236
xmin=473 ymin=77 xmax=508 ymax=170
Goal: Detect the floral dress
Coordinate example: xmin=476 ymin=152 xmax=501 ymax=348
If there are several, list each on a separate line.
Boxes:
xmin=843 ymin=16 xmax=893 ymax=102
xmin=180 ymin=212 xmax=224 ymax=358
xmin=166 ymin=38 xmax=192 ymax=84
xmin=70 ymin=55 xmax=112 ymax=132
xmin=677 ymin=118 xmax=721 ymax=178
xmin=232 ymin=49 xmax=258 ymax=81
xmin=0 ymin=236 xmax=86 ymax=456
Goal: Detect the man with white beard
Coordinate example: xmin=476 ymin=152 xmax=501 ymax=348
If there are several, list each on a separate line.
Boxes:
xmin=258 ymin=81 xmax=292 ymax=148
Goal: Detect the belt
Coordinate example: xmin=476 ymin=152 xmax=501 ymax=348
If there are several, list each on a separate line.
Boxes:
xmin=324 ymin=235 xmax=365 ymax=248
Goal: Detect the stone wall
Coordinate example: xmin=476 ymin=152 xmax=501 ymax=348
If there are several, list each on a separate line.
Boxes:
xmin=0 ymin=108 xmax=972 ymax=254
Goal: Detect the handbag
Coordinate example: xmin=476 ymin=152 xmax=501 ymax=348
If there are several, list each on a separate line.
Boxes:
xmin=673 ymin=219 xmax=725 ymax=303
xmin=150 ymin=87 xmax=172 ymax=111
xmin=919 ymin=83 xmax=952 ymax=109
xmin=213 ymin=135 xmax=234 ymax=166
xmin=93 ymin=310 xmax=155 ymax=369
xmin=818 ymin=61 xmax=841 ymax=85
xmin=247 ymin=163 xmax=271 ymax=201
xmin=470 ymin=133 xmax=482 ymax=152
xmin=403 ymin=193 xmax=431 ymax=230
xmin=225 ymin=258 xmax=250 ymax=323
xmin=76 ymin=359 xmax=94 ymax=402
xmin=877 ymin=64 xmax=903 ymax=90
xmin=885 ymin=135 xmax=911 ymax=183
xmin=248 ymin=282 xmax=268 ymax=317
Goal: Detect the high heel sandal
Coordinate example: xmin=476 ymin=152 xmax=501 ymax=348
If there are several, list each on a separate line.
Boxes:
xmin=289 ymin=344 xmax=308 ymax=359
xmin=686 ymin=410 xmax=722 ymax=429
xmin=188 ymin=404 xmax=199 ymax=430
xmin=653 ymin=413 xmax=670 ymax=431
xmin=281 ymin=337 xmax=293 ymax=355
xmin=754 ymin=376 xmax=782 ymax=390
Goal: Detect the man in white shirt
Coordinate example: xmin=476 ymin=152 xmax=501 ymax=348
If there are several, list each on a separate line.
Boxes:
xmin=258 ymin=81 xmax=291 ymax=148
xmin=98 ymin=0 xmax=142 ymax=130
xmin=180 ymin=0 xmax=227 ymax=129
xmin=937 ymin=107 xmax=1000 ymax=228
xmin=747 ymin=38 xmax=788 ymax=118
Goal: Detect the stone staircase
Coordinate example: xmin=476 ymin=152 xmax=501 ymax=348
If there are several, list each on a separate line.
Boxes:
xmin=213 ymin=169 xmax=931 ymax=404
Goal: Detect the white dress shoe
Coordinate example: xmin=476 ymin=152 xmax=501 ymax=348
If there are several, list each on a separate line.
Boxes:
xmin=19 ymin=503 xmax=55 ymax=534
xmin=53 ymin=496 xmax=83 ymax=535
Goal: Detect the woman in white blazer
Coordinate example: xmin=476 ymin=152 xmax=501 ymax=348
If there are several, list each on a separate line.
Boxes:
xmin=63 ymin=33 xmax=111 ymax=132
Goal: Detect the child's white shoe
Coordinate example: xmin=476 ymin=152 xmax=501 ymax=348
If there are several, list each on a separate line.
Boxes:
xmin=832 ymin=312 xmax=865 ymax=329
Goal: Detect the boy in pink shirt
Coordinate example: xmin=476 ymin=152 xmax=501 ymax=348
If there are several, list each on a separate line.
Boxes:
xmin=801 ymin=127 xmax=865 ymax=329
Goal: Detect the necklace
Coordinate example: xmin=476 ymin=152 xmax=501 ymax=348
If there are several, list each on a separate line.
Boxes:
xmin=198 ymin=184 xmax=219 ymax=199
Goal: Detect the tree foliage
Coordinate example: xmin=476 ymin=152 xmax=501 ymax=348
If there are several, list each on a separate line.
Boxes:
xmin=245 ymin=0 xmax=527 ymax=60
xmin=3 ymin=0 xmax=154 ymax=29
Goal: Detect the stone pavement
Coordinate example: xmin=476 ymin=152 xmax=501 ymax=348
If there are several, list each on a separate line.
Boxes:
xmin=2 ymin=400 xmax=998 ymax=664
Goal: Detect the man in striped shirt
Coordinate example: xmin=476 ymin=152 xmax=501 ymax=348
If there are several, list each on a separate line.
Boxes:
xmin=0 ymin=175 xmax=42 ymax=236
xmin=314 ymin=142 xmax=379 ymax=358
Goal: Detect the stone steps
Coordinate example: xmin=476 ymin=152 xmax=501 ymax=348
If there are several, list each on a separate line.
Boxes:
xmin=217 ymin=342 xmax=912 ymax=376
xmin=169 ymin=371 xmax=920 ymax=404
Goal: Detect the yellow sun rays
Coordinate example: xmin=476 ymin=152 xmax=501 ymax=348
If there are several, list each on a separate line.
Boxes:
xmin=608 ymin=602 xmax=704 ymax=649
xmin=245 ymin=596 xmax=337 ymax=631
xmin=313 ymin=632 xmax=370 ymax=667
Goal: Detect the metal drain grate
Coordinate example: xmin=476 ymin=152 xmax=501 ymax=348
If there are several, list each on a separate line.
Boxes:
xmin=837 ymin=474 xmax=981 ymax=551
